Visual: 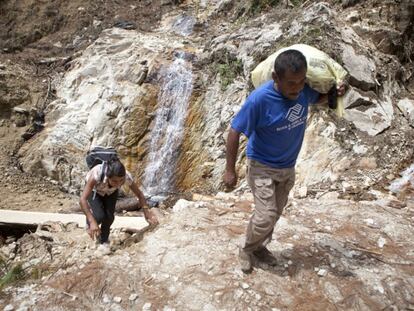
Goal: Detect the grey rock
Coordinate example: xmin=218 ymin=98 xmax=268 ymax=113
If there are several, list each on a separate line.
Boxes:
xmin=303 ymin=2 xmax=332 ymax=23
xmin=346 ymin=11 xmax=360 ymax=23
xmin=342 ymin=45 xmax=376 ymax=91
xmin=397 ymin=98 xmax=414 ymax=127
xmin=143 ymin=303 xmax=152 ymax=311
xmin=102 ymin=294 xmax=111 ymax=304
xmin=129 ymin=293 xmax=138 ymax=301
xmin=343 ymin=87 xmax=393 ymax=136
xmin=113 ymin=296 xmax=122 ymax=303
xmin=342 ymin=0 xmax=361 ymax=8
xmin=323 ymin=282 xmax=343 ymax=303
xmin=317 ymin=268 xmax=328 ymax=277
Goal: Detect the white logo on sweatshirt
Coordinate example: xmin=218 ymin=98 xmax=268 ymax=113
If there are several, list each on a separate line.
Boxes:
xmin=275 ymin=103 xmax=307 ymax=132
xmin=286 ymin=104 xmax=304 ymax=122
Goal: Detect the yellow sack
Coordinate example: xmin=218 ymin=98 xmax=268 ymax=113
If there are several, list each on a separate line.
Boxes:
xmin=251 ymin=44 xmax=348 ymax=117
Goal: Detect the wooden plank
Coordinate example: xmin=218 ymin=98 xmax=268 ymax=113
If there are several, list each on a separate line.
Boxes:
xmin=0 ymin=209 xmax=148 ymax=230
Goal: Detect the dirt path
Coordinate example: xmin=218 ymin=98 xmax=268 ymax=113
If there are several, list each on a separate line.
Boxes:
xmin=1 ymin=194 xmax=413 ymax=310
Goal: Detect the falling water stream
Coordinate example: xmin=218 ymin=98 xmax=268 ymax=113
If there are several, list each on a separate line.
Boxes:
xmin=172 ymin=15 xmax=196 ymax=36
xmin=143 ymin=53 xmax=193 ymax=197
xmin=389 ymin=163 xmax=414 ymax=193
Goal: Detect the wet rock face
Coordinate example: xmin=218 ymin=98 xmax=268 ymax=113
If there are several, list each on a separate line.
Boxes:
xmin=18 ymin=28 xmax=185 ymax=192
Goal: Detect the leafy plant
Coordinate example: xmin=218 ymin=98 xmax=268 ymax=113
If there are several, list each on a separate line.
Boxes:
xmin=290 ymin=0 xmax=306 ymax=6
xmin=0 ymin=263 xmax=24 ymax=289
xmin=249 ymin=0 xmax=280 ymax=14
xmin=217 ymin=59 xmax=243 ymax=90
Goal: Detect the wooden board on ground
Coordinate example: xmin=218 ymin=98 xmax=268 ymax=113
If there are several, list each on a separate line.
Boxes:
xmin=0 ymin=209 xmax=148 ymax=230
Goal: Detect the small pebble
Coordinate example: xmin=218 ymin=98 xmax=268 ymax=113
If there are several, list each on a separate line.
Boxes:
xmin=129 ymin=294 xmax=138 ymax=301
xmin=102 ymin=295 xmax=111 ymax=304
xmin=4 ymin=305 xmax=14 ymax=311
xmin=317 ymin=269 xmax=328 ymax=277
xmin=241 ymin=283 xmax=250 ymax=289
xmin=113 ymin=296 xmax=122 ymax=303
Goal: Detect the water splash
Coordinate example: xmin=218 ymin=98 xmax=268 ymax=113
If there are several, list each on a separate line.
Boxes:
xmin=389 ymin=163 xmax=414 ymax=193
xmin=172 ymin=15 xmax=196 ymax=36
xmin=143 ymin=55 xmax=193 ymax=196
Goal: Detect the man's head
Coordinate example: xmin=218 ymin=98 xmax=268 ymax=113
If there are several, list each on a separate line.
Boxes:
xmin=272 ymin=49 xmax=307 ymax=100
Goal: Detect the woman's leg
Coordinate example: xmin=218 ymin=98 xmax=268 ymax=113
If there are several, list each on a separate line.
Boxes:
xmin=87 ymin=193 xmax=106 ymax=227
xmin=100 ymin=190 xmax=118 ymax=243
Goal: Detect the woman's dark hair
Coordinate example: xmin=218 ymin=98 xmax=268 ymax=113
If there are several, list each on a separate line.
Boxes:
xmin=106 ymin=157 xmax=126 ymax=178
xmin=274 ymin=49 xmax=307 ymax=78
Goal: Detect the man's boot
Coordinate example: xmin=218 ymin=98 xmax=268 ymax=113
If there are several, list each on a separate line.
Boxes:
xmin=239 ymin=247 xmax=253 ymax=273
xmin=253 ymin=246 xmax=278 ymax=266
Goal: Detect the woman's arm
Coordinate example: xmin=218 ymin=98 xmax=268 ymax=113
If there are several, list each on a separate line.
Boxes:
xmin=79 ymin=178 xmax=100 ymax=240
xmin=130 ymin=181 xmax=159 ymax=226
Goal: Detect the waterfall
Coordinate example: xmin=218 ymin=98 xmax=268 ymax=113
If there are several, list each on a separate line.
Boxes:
xmin=143 ymin=53 xmax=193 ymax=197
xmin=172 ymin=15 xmax=196 ymax=36
xmin=389 ymin=163 xmax=414 ymax=193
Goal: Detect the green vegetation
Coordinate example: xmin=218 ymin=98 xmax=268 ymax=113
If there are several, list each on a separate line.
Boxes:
xmin=248 ymin=0 xmax=306 ymax=14
xmin=276 ymin=25 xmax=325 ymax=50
xmin=30 ymin=265 xmax=43 ymax=280
xmin=0 ymin=263 xmax=24 ymax=290
xmin=0 ymin=253 xmax=55 ymax=290
xmin=290 ymin=0 xmax=306 ymax=6
xmin=216 ymin=59 xmax=244 ymax=91
xmin=249 ymin=0 xmax=280 ymax=14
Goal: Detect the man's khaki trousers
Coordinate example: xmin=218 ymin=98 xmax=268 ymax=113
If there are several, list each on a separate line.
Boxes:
xmin=243 ymin=159 xmax=295 ymax=253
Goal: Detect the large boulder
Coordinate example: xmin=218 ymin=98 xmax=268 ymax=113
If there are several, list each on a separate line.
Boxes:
xmin=342 ymin=87 xmax=393 ymax=136
xmin=397 ymin=98 xmax=414 ymax=128
xmin=296 ymin=112 xmax=348 ymax=187
xmin=341 ymin=45 xmax=377 ymax=91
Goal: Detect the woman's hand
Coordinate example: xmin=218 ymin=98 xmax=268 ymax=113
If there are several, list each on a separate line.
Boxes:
xmin=129 ymin=181 xmax=159 ymax=226
xmin=88 ymin=219 xmax=101 ymax=240
xmin=144 ymin=208 xmax=159 ymax=226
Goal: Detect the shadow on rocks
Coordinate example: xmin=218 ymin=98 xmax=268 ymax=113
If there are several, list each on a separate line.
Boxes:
xmin=250 ymin=243 xmax=355 ymax=278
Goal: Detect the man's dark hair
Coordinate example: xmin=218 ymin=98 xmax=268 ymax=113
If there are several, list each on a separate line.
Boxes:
xmin=106 ymin=159 xmax=126 ymax=178
xmin=274 ymin=49 xmax=307 ymax=78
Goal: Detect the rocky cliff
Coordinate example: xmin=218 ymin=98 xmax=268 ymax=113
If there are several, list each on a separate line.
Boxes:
xmin=4 ymin=0 xmax=411 ymax=201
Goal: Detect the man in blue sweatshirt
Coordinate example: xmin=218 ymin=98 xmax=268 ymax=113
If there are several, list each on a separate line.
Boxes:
xmin=224 ymin=50 xmax=323 ymax=273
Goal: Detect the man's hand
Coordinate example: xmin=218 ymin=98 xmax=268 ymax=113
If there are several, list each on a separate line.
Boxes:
xmin=88 ymin=219 xmax=101 ymax=240
xmin=336 ymin=82 xmax=347 ymax=96
xmin=224 ymin=128 xmax=241 ymax=191
xmin=144 ymin=209 xmax=159 ymax=226
xmin=223 ymin=169 xmax=238 ymax=190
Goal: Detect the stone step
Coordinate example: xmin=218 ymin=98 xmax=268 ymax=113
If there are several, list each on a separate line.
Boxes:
xmin=0 ymin=209 xmax=148 ymax=230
